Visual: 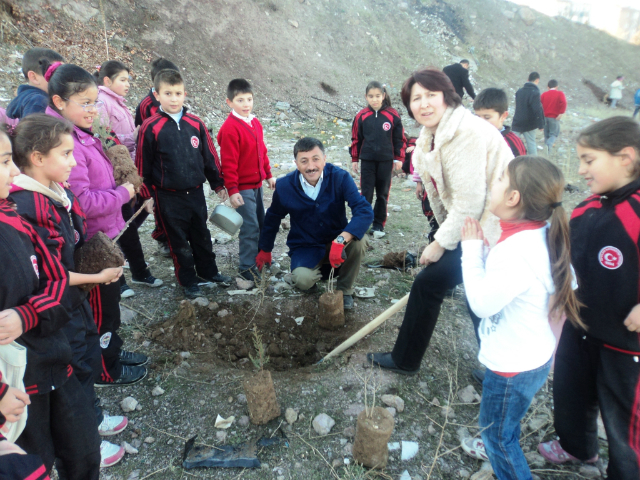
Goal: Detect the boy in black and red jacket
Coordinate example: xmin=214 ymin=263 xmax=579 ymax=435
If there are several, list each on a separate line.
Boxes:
xmin=137 ymin=69 xmax=231 ymax=299
xmin=217 ymin=79 xmax=275 ymax=281
xmin=473 ymin=88 xmax=526 ymax=158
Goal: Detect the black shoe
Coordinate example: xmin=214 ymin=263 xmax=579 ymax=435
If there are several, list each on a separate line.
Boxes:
xmin=120 ymin=283 xmax=135 ymax=298
xmin=239 ymin=268 xmax=261 ymax=283
xmin=131 ymin=275 xmax=163 ymax=287
xmin=158 ymin=242 xmax=171 ymax=258
xmin=184 ymin=284 xmax=203 ymax=299
xmin=202 ymin=273 xmax=232 ymax=285
xmin=472 ymin=368 xmax=486 ymax=386
xmin=119 ymin=350 xmax=148 ymax=366
xmin=343 ymin=294 xmax=354 ymax=310
xmin=95 ymin=365 xmax=147 ymax=387
xmin=365 ymin=352 xmax=419 ymax=375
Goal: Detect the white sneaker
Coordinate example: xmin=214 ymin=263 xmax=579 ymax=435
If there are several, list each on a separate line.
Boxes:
xmin=100 ymin=440 xmax=125 ymax=468
xmin=98 ymin=414 xmax=128 ymax=436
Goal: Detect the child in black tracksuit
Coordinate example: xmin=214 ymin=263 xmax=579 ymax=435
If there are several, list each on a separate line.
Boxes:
xmin=538 ymin=117 xmax=640 ymax=479
xmin=351 ymin=81 xmax=406 ymax=234
xmin=137 ymin=69 xmax=230 ymax=298
xmin=0 ymin=130 xmax=100 ymax=478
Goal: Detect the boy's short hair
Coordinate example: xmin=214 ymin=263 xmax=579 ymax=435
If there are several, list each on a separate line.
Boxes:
xmin=548 ymin=79 xmax=558 ymax=88
xmin=22 ymin=48 xmax=64 ymax=79
xmin=154 ymin=69 xmax=184 ymax=92
xmin=459 ymin=59 xmax=469 ymax=65
xmin=227 ymin=79 xmax=252 ymax=100
xmin=294 ymin=137 xmax=324 ymax=159
xmin=528 ymin=72 xmax=540 ymax=82
xmin=474 ymin=88 xmax=508 ymax=115
xmin=150 ymin=58 xmax=179 ymax=81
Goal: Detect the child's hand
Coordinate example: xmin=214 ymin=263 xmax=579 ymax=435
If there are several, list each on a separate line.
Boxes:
xmin=415 ymin=182 xmax=424 ymax=200
xmin=623 ymin=304 xmax=640 ymax=332
xmin=352 ymin=162 xmax=359 ymax=175
xmin=230 ymin=193 xmax=245 ymax=208
xmin=144 ymin=198 xmax=154 ymax=214
xmin=122 ymin=182 xmax=136 ymax=200
xmin=0 ymin=310 xmax=23 ymax=345
xmin=393 ymin=160 xmax=403 ymax=172
xmin=0 ymin=441 xmax=26 ymax=456
xmin=266 ymin=177 xmax=276 ymax=190
xmin=461 ymin=217 xmax=485 ymax=242
xmin=0 ymin=386 xmax=30 ymax=423
xmin=406 ymin=146 xmax=415 ymax=154
xmin=99 ymin=267 xmax=123 ymax=284
xmin=133 ymin=125 xmax=140 ymax=141
xmin=216 ymin=189 xmax=229 ymax=202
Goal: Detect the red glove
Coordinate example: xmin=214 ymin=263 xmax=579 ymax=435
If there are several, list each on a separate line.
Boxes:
xmin=329 ymin=241 xmax=346 ymax=268
xmin=255 ymin=250 xmax=272 ymax=271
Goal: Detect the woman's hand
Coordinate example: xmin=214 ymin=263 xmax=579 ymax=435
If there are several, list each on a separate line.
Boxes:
xmin=624 ymin=304 xmax=640 ymax=332
xmin=415 ymin=182 xmax=424 ymax=201
xmin=420 ymin=241 xmax=445 ymax=265
xmin=461 ymin=217 xmax=485 ymax=242
xmin=122 ymin=182 xmax=136 ymax=200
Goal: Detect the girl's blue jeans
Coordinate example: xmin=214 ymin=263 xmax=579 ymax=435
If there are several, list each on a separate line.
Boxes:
xmin=479 ymin=358 xmax=552 ymax=480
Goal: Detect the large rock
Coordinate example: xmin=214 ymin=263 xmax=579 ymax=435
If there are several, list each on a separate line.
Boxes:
xmin=121 ymin=396 xmax=138 ymax=413
xmin=312 ymin=413 xmax=335 ymax=435
xmin=518 ymin=6 xmax=536 ymax=25
xmin=381 ymin=394 xmax=405 ymax=412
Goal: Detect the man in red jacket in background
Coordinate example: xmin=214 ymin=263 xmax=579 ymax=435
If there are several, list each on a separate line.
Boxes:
xmin=540 ymin=79 xmax=567 ymax=156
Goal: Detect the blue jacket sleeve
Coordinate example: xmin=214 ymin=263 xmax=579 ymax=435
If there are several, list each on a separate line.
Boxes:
xmin=258 ymin=184 xmax=288 ymax=252
xmin=22 ymin=95 xmax=50 ymax=117
xmin=341 ymin=172 xmax=374 ymax=240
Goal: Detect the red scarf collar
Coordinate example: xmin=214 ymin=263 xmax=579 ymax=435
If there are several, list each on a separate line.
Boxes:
xmin=498 ymin=220 xmax=547 ymax=244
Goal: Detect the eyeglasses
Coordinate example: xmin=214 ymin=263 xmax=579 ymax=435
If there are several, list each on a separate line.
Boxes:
xmin=63 ymin=98 xmax=104 ymax=112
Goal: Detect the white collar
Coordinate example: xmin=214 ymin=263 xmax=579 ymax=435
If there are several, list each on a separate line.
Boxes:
xmin=232 ymin=109 xmax=255 ymax=125
xmin=300 ymin=171 xmax=324 ymax=188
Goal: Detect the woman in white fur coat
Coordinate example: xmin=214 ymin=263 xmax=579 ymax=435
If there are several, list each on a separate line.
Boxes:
xmin=368 ymin=68 xmax=514 ymax=375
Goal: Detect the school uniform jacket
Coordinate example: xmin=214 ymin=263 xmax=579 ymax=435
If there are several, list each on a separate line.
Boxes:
xmin=350 ymin=106 xmax=406 ymax=163
xmin=134 ymin=88 xmax=159 ymax=127
xmin=9 ymin=176 xmax=88 ymax=312
xmin=0 ymin=200 xmax=71 ymax=396
xmin=136 ymin=107 xmax=224 ymax=198
xmin=216 ymin=113 xmax=272 ymax=196
xmin=501 ymin=126 xmax=527 ymax=158
xmin=570 ymin=178 xmax=640 ymax=354
xmin=259 ymin=163 xmax=374 ymax=269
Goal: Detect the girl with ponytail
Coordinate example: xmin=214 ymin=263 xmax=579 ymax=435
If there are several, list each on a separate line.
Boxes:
xmin=458 ymin=156 xmax=581 ymax=479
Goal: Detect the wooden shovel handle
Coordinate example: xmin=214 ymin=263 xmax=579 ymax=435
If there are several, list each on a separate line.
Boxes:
xmin=112 ymin=199 xmax=153 ymax=244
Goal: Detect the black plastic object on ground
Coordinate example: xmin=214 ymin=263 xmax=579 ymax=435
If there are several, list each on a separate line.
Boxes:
xmin=182 ymin=431 xmax=289 ymax=469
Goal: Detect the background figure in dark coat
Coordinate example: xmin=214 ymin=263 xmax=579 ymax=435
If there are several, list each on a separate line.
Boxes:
xmin=443 ymin=60 xmax=475 ymax=100
xmin=512 ymin=72 xmax=545 ymax=155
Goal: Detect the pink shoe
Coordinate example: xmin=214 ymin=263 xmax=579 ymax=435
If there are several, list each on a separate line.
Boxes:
xmin=538 ymin=440 xmax=598 ymax=464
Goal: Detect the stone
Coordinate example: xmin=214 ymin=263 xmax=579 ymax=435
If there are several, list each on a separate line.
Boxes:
xmin=459 ymin=469 xmax=471 ymax=479
xmin=288 ymin=19 xmax=299 ymax=28
xmin=119 ymin=305 xmax=137 ymax=325
xmin=144 ymin=437 xmax=155 ymax=444
xmin=135 ymin=404 xmax=143 ymax=411
xmin=428 ymin=424 xmax=438 ymax=436
xmin=518 ymin=6 xmax=536 ymax=25
xmin=123 ymin=441 xmax=138 ymax=454
xmin=238 ymin=415 xmax=250 ymax=427
xmin=457 ymin=385 xmax=481 ymax=404
xmin=275 ymin=102 xmax=291 ymax=111
xmin=441 ymin=406 xmax=455 ymax=419
xmin=236 ymin=277 xmax=254 ymax=290
xmin=216 ymin=430 xmax=227 ymax=443
xmin=527 ymin=415 xmax=548 ymax=432
xmin=180 ymin=351 xmax=191 ymax=359
xmin=398 ymin=2 xmax=409 ymax=11
xmin=343 ymin=426 xmax=356 ymax=438
xmin=151 ymin=386 xmax=165 ymax=396
xmin=120 ymin=397 xmax=138 ymax=413
xmin=578 ymin=465 xmax=601 ymax=479
xmin=401 ymin=441 xmax=419 ymax=461
xmin=431 ymin=397 xmax=440 ymax=406
xmin=525 ymin=452 xmax=545 ymax=468
xmin=343 ymin=442 xmax=353 ymax=456
xmin=399 ymin=471 xmax=411 ymax=480
xmin=456 ymin=427 xmax=471 ymax=442
xmin=285 ymin=408 xmax=298 ymax=424
xmin=312 ymin=413 xmax=335 ymax=435
xmin=331 ymin=458 xmax=342 ymax=468
xmin=191 ymin=297 xmax=209 ymax=307
xmin=392 ymin=206 xmax=402 ymax=212
xmin=502 ymin=10 xmax=515 ymax=19
xmin=237 ymin=394 xmax=247 ymax=405
xmin=214 ymin=232 xmax=233 ymax=244
xmin=217 ymin=309 xmax=229 ymax=318
xmin=470 ymin=462 xmax=494 ymax=480
xmin=381 ymin=394 xmax=405 ymax=412
xmin=385 ymin=407 xmax=396 ymax=417
xmin=208 ymin=302 xmax=219 ymax=311
xmin=127 ymin=470 xmax=140 ymax=480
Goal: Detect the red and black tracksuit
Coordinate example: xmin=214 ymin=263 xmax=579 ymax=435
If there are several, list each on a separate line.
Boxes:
xmin=553 ymin=178 xmax=640 ymax=479
xmin=10 ymin=185 xmax=103 ymax=424
xmin=351 ymin=106 xmax=406 ymax=230
xmin=137 ymin=107 xmax=225 ymax=287
xmin=135 ymin=88 xmax=166 ymax=244
xmin=501 ymin=125 xmax=527 ymax=158
xmin=0 ymin=200 xmax=99 ymax=479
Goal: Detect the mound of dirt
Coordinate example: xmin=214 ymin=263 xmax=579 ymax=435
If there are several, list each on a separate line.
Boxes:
xmin=151 ymin=296 xmax=360 ymax=370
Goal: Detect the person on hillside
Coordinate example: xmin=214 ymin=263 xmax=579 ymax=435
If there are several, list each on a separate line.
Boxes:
xmin=443 ymin=59 xmax=476 ymax=100
xmin=7 ymin=48 xmax=64 ymax=120
xmin=256 ymin=137 xmax=373 ymax=310
xmin=351 ymin=81 xmax=406 ymax=236
xmin=633 ymin=87 xmax=640 ymax=119
xmin=217 ymin=78 xmax=275 ymax=282
xmin=367 ymin=68 xmax=513 ymax=375
xmin=540 ymin=79 xmax=567 ymax=155
xmin=512 ymin=72 xmax=545 ymax=155
xmin=609 ymin=75 xmax=624 ymax=108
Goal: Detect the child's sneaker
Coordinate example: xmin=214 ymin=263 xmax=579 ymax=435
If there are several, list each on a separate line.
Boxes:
xmin=95 ymin=365 xmax=147 ymax=387
xmin=100 ymin=441 xmax=125 ymax=468
xmin=119 ymin=349 xmax=148 ymax=366
xmin=157 ymin=241 xmax=171 ymax=258
xmin=461 ymin=437 xmax=490 ymax=461
xmin=131 ymin=275 xmax=163 ymax=287
xmin=184 ymin=284 xmax=203 ymax=299
xmin=98 ymin=414 xmax=128 ymax=436
xmin=538 ymin=440 xmax=598 ymax=464
xmin=201 ymin=273 xmax=232 ymax=284
xmin=120 ymin=283 xmax=135 ymax=298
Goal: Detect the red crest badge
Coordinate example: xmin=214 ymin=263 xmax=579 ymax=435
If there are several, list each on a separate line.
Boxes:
xmin=30 ymin=255 xmax=39 ymax=278
xmin=382 ymin=122 xmax=392 ymax=131
xmin=598 ymin=246 xmax=623 ymax=270
xmin=191 ymin=136 xmax=199 ymax=148
xmin=74 ymin=230 xmax=80 ymax=244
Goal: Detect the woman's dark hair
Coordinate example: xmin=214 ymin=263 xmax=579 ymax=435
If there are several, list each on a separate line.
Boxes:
xmin=366 ymin=81 xmax=392 ymax=109
xmin=506 ymin=156 xmax=584 ymax=329
xmin=577 ymin=116 xmax=640 ymax=179
xmin=401 ymin=68 xmax=462 ymax=119
xmin=12 ymin=114 xmax=73 ymax=170
xmin=93 ymin=60 xmax=129 ymax=86
xmin=40 ymin=61 xmax=97 ymax=109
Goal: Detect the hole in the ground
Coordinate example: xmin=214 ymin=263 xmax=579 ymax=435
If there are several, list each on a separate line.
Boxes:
xmin=151 ymin=296 xmax=359 ymax=371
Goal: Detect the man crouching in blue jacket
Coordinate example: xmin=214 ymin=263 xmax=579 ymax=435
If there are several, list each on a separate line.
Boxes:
xmin=256 ymin=137 xmax=373 ymax=310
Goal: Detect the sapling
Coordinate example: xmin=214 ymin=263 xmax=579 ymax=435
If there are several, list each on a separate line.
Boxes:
xmin=248 ymin=326 xmax=269 ymax=371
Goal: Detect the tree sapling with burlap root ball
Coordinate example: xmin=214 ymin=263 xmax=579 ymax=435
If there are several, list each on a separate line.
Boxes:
xmin=318 ymin=268 xmax=344 ymax=330
xmin=243 ymin=327 xmax=280 ymax=425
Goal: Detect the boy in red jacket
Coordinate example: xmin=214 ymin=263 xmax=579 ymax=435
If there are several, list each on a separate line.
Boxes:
xmin=217 ymin=79 xmax=275 ymax=281
xmin=540 ymin=79 xmax=567 ymax=155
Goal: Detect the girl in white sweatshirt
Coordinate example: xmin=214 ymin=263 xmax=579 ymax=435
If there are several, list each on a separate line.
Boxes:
xmin=459 ymin=156 xmax=583 ymax=480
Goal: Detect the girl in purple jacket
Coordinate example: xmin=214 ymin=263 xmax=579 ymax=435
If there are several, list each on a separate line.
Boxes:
xmin=42 ymin=61 xmax=148 ymax=387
